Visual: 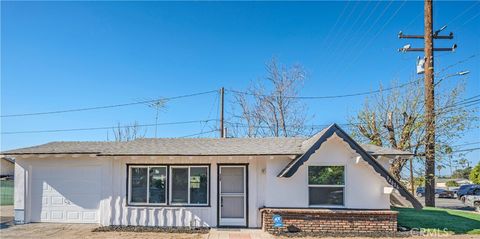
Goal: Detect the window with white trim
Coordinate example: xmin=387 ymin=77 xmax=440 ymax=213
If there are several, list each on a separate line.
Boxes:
xmin=129 ymin=166 xmax=167 ymax=205
xmin=170 ymin=166 xmax=209 ymax=205
xmin=128 ymin=165 xmax=209 ymax=206
xmin=308 ymin=166 xmax=345 ymax=206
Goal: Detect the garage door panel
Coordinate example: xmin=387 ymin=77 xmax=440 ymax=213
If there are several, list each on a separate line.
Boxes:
xmin=31 ymin=165 xmax=101 ymax=223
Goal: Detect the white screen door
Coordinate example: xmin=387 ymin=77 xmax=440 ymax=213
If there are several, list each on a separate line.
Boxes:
xmin=219 ymin=165 xmax=246 ymax=227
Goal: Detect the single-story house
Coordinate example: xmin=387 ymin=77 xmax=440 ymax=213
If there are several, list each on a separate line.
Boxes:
xmin=1 ymin=124 xmax=421 ymax=233
xmin=1 ymin=157 xmax=15 ymax=177
xmin=436 ymin=178 xmax=472 ymax=189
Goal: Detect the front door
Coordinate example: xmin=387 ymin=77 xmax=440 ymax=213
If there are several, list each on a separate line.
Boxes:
xmin=218 ymin=165 xmax=247 ymax=227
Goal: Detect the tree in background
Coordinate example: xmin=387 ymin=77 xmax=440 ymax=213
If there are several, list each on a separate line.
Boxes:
xmin=349 ymin=77 xmax=478 ymax=180
xmin=470 ymin=163 xmax=480 ymax=184
xmin=109 ymin=121 xmax=146 ymax=142
xmin=230 ymin=58 xmax=312 ymax=137
xmin=414 ymin=176 xmax=425 ymax=188
xmin=451 ymin=167 xmax=472 ymax=179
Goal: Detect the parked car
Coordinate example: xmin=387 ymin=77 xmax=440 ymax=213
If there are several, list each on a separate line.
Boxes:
xmin=449 ymin=187 xmax=460 ymax=198
xmin=435 ymin=189 xmax=455 ymax=198
xmin=415 ymin=187 xmax=454 ymax=198
xmin=416 ymin=187 xmax=425 ymax=197
xmin=458 ymin=184 xmax=480 ymax=203
xmin=464 ymin=187 xmax=480 ymax=212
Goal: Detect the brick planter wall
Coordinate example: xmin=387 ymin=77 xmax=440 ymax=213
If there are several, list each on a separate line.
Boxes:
xmin=261 ymin=208 xmax=397 ymax=233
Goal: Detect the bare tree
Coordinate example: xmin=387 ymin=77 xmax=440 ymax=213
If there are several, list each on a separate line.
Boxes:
xmin=109 ymin=121 xmax=147 ymax=142
xmin=349 ymin=77 xmax=478 ymax=180
xmin=230 ymin=58 xmax=311 ymax=137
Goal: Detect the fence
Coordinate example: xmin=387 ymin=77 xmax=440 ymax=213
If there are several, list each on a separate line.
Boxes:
xmin=0 ymin=180 xmax=14 ymax=205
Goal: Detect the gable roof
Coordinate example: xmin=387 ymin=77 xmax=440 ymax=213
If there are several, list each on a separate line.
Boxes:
xmin=277 ymin=124 xmax=422 ymax=209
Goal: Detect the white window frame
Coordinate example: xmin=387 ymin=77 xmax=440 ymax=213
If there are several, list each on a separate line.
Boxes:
xmin=128 ymin=165 xmax=168 ymax=206
xmin=307 ymin=165 xmax=346 ymax=207
xmin=169 ymin=165 xmax=209 ymax=206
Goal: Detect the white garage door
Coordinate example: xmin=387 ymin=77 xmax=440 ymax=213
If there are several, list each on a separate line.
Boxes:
xmin=31 ymin=165 xmax=101 ymax=223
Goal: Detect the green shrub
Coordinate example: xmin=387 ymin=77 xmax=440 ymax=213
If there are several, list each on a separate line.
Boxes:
xmin=470 ymin=163 xmax=480 ymax=184
xmin=446 ymin=180 xmax=459 ymax=187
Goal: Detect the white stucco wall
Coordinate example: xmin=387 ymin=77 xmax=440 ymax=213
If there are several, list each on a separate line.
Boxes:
xmin=14 ymin=154 xmax=270 ymax=227
xmin=265 ymin=134 xmax=391 ymax=209
xmin=104 ymin=155 xmax=267 ymax=228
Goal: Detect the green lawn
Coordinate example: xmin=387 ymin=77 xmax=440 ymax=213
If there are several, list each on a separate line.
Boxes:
xmin=393 ymin=207 xmax=480 ymax=235
xmin=0 ymin=180 xmax=14 ymax=205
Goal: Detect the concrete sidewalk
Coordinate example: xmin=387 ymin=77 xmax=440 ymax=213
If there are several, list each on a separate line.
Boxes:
xmin=207 ymin=228 xmax=273 ymax=239
xmin=0 ymin=223 xmax=274 ymax=239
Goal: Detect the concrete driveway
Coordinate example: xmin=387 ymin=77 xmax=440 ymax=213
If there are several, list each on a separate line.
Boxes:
xmin=415 ymin=196 xmax=475 ymax=211
xmin=0 ymin=223 xmax=273 ymax=239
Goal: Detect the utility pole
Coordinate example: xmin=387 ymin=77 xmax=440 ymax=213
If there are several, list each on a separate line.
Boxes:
xmin=220 ymin=87 xmax=225 ymax=138
xmin=398 ymin=0 xmax=456 ymax=207
xmin=424 ymin=0 xmax=436 ymax=208
xmin=410 ymin=157 xmax=414 ymax=195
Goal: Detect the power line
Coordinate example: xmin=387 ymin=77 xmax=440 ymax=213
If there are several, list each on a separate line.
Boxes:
xmin=179 ymin=129 xmax=217 ymax=138
xmin=200 ymin=91 xmax=219 ymax=134
xmin=451 ymin=141 xmax=480 ymax=148
xmin=1 ymin=90 xmax=217 ymax=118
xmin=446 ymin=1 xmax=480 ymax=26
xmin=228 ymin=54 xmax=477 ymax=101
xmin=227 ymin=77 xmax=420 ymax=99
xmin=1 ymin=119 xmax=218 ymax=135
xmin=449 ymin=147 xmax=480 ymax=154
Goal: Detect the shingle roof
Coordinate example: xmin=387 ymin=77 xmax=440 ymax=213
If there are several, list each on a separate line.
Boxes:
xmin=1 ymin=138 xmax=306 ymax=155
xmin=1 ymin=126 xmax=412 ymax=156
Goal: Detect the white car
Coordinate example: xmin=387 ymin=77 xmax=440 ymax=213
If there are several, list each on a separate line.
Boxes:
xmin=464 ymin=188 xmax=480 ymax=212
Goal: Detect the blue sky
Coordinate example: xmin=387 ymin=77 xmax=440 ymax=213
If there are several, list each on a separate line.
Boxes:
xmin=1 ymin=1 xmax=479 ymax=170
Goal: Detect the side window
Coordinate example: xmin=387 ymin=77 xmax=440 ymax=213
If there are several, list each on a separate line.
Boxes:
xmin=308 ymin=166 xmax=345 ymax=206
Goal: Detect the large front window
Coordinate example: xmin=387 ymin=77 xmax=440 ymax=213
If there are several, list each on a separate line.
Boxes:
xmin=128 ymin=165 xmax=209 ymax=206
xmin=129 ymin=166 xmax=167 ymax=205
xmin=170 ymin=166 xmax=209 ymax=205
xmin=308 ymin=166 xmax=345 ymax=206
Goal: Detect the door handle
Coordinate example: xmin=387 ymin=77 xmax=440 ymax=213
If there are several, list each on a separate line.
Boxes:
xmin=221 ymin=197 xmax=223 ymax=207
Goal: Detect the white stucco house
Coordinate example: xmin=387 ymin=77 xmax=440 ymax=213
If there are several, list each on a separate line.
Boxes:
xmin=2 ymin=124 xmax=420 ymax=233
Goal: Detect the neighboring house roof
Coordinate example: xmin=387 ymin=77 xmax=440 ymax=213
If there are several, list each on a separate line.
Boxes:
xmin=361 ymin=144 xmax=414 ymax=156
xmin=277 ymin=124 xmax=422 ymax=209
xmin=436 ymin=178 xmax=471 ymax=183
xmin=1 ymin=157 xmax=15 ymax=164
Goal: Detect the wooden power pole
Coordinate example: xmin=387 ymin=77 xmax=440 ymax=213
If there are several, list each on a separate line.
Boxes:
xmin=398 ymin=0 xmax=456 ymax=207
xmin=423 ymin=0 xmax=436 ymax=208
xmin=220 ymin=87 xmax=225 ymax=138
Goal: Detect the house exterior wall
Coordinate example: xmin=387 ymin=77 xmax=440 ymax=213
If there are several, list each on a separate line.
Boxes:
xmin=14 ymin=154 xmax=272 ymax=227
xmin=103 ymin=155 xmax=268 ymax=228
xmin=264 ymin=135 xmax=391 ymax=209
xmin=13 ymin=137 xmax=392 ymax=227
xmin=1 ymin=159 xmax=14 ymax=176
